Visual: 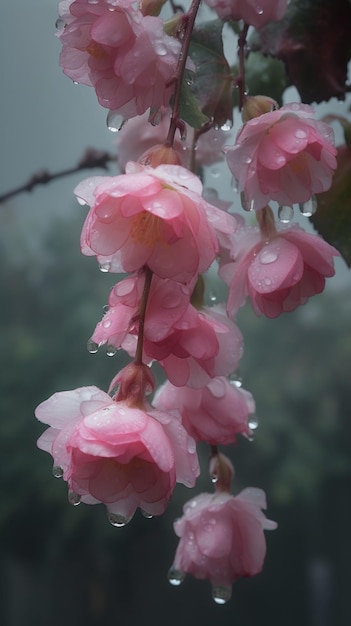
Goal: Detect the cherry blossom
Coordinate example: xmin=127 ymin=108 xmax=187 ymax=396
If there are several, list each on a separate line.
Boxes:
xmin=219 ymin=220 xmax=339 ymax=318
xmin=225 ymin=104 xmax=337 ymax=211
xmin=205 ymin=0 xmax=288 ymax=29
xmin=76 ymin=162 xmax=236 ymax=283
xmin=169 ymin=489 xmax=277 ymax=602
xmin=36 ymin=385 xmax=199 ymax=523
xmin=57 ymin=0 xmax=181 ymax=118
xmin=153 ymin=376 xmax=254 ymax=444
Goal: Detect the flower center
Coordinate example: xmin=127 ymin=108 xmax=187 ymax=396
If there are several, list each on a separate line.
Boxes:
xmin=86 ymin=41 xmax=108 ymax=60
xmin=130 ymin=211 xmax=163 ymax=247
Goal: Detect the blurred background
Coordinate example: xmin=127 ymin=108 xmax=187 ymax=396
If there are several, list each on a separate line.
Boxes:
xmin=1 ymin=2 xmax=351 ymax=625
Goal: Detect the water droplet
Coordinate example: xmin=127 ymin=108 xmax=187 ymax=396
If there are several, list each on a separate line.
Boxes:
xmin=73 ymin=81 xmax=79 ymax=85
xmin=99 ymin=261 xmax=111 ymax=273
xmin=212 ymin=586 xmax=232 ymax=604
xmin=220 ymin=119 xmax=233 ymax=131
xmin=278 ymin=205 xmax=294 ymax=223
xmin=102 ymin=304 xmax=109 ymax=314
xmin=154 ymin=41 xmax=167 ymax=56
xmin=185 ymin=72 xmax=194 ymax=86
xmin=229 ymin=372 xmax=242 ymax=387
xmin=148 ymin=108 xmax=162 ymax=126
xmin=168 ymin=566 xmax=185 ymax=586
xmin=255 ymin=6 xmax=264 ymax=15
xmin=209 ymin=290 xmax=217 ymax=303
xmin=211 ymin=473 xmax=218 ymax=484
xmin=55 ymin=17 xmax=66 ymax=30
xmin=102 ymin=319 xmax=111 ymax=329
xmin=106 ymin=344 xmax=117 ymax=357
xmin=106 ymin=110 xmax=125 ymax=133
xmin=299 ymin=196 xmax=317 ymax=217
xmin=248 ymin=416 xmax=259 ymax=430
xmin=68 ymin=491 xmax=81 ymax=506
xmin=141 ymin=510 xmax=153 ymax=519
xmin=240 ymin=153 xmax=252 ymax=165
xmin=210 ymin=167 xmax=221 ymax=179
xmin=259 ymin=248 xmax=278 ymax=264
xmin=108 ymin=513 xmax=130 ymax=527
xmin=294 ymin=128 xmax=308 ymax=139
xmin=76 ymin=196 xmax=88 ymax=206
xmin=52 ymin=465 xmax=63 ymax=479
xmin=240 ymin=192 xmax=256 ymax=211
xmin=87 ymin=339 xmax=99 ymax=354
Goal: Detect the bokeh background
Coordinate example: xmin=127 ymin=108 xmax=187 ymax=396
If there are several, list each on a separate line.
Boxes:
xmin=1 ymin=2 xmax=351 ymax=625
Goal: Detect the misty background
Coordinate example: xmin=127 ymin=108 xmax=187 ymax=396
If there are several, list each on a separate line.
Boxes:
xmin=1 ymin=2 xmax=351 ymax=626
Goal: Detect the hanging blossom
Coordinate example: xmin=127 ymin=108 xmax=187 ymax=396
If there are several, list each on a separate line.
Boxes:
xmin=219 ymin=218 xmax=339 ymax=319
xmin=36 ymin=373 xmax=199 ymax=524
xmin=169 ymin=488 xmax=277 ymax=603
xmin=153 ymin=376 xmax=254 ymax=444
xmin=115 ymin=109 xmax=229 ymax=172
xmin=76 ymin=162 xmax=236 ymax=284
xmin=105 ymin=304 xmax=244 ymax=388
xmin=225 ymin=103 xmax=337 ymax=211
xmin=57 ymin=0 xmax=181 ymax=118
xmin=205 ymin=0 xmax=288 ymax=29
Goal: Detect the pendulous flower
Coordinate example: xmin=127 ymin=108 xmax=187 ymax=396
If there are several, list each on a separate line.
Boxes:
xmin=225 ymin=103 xmax=337 ymax=211
xmin=169 ymin=489 xmax=277 ymax=603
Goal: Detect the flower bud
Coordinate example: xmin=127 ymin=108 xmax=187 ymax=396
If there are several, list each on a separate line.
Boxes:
xmin=242 ymin=95 xmax=278 ymax=122
xmin=138 ymin=144 xmax=182 ymax=167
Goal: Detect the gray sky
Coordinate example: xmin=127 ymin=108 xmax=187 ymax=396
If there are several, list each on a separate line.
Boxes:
xmin=1 ymin=0 xmax=350 ymax=287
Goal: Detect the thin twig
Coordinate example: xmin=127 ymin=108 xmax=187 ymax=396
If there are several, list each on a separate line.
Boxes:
xmin=0 ymin=148 xmax=115 ymax=204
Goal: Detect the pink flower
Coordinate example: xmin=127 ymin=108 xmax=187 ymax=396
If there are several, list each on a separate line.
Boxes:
xmin=36 ymin=386 xmax=199 ymax=522
xmin=57 ymin=0 xmax=180 ymax=118
xmin=219 ymin=221 xmax=339 ymax=318
xmin=76 ymin=162 xmax=235 ymax=283
xmin=205 ymin=0 xmax=288 ymax=29
xmin=169 ymin=489 xmax=277 ymax=602
xmin=225 ymin=104 xmax=337 ymax=211
xmin=91 ymin=273 xmax=192 ymax=350
xmin=115 ymin=109 xmax=228 ymax=171
xmin=153 ymin=377 xmax=254 ymax=444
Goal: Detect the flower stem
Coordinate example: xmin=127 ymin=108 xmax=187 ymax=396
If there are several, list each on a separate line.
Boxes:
xmin=166 ymin=0 xmax=202 ymax=146
xmin=256 ymin=206 xmax=277 ymax=240
xmin=237 ymin=23 xmax=249 ymax=111
xmin=135 ymin=266 xmax=154 ymax=365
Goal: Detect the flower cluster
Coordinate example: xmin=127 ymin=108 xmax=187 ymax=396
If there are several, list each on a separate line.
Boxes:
xmin=36 ymin=0 xmax=341 ymax=606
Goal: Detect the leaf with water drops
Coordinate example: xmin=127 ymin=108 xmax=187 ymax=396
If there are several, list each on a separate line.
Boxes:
xmin=311 ymin=145 xmax=351 ymax=267
xmin=181 ymin=19 xmax=233 ymax=129
xmin=250 ymin=0 xmax=351 ymax=103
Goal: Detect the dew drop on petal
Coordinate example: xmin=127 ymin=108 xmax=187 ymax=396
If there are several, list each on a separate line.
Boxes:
xmin=248 ymin=415 xmax=259 ymax=430
xmin=99 ymin=261 xmax=111 ymax=273
xmin=259 ymin=248 xmax=279 ymax=264
xmin=229 ymin=372 xmax=242 ymax=387
xmin=211 ymin=472 xmax=218 ymax=484
xmin=220 ymin=119 xmax=233 ymax=131
xmin=106 ymin=110 xmax=125 ymax=133
xmin=209 ymin=290 xmax=217 ymax=303
xmin=52 ymin=465 xmax=63 ymax=479
xmin=55 ymin=17 xmax=66 ymax=30
xmin=108 ymin=513 xmax=130 ymax=527
xmin=106 ymin=344 xmax=117 ymax=357
xmin=299 ymin=196 xmax=317 ymax=217
xmin=154 ymin=41 xmax=168 ymax=56
xmin=212 ymin=585 xmax=232 ymax=604
xmin=102 ymin=304 xmax=109 ymax=314
xmin=87 ymin=339 xmax=99 ymax=354
xmin=68 ymin=491 xmax=81 ymax=506
xmin=278 ymin=205 xmax=294 ymax=223
xmin=168 ymin=566 xmax=185 ymax=586
xmin=76 ymin=196 xmax=88 ymax=206
xmin=141 ymin=510 xmax=153 ymax=519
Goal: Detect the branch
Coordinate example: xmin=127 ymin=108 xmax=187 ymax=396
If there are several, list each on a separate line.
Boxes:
xmin=0 ymin=148 xmax=115 ymax=204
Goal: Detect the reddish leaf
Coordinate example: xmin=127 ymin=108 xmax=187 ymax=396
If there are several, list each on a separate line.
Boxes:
xmin=250 ymin=0 xmax=351 ymax=104
xmin=312 ymin=145 xmax=351 ymax=267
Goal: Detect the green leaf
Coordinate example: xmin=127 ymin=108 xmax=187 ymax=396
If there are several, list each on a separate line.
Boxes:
xmin=244 ymin=53 xmax=287 ymax=107
xmin=183 ymin=19 xmax=233 ymax=129
xmin=179 ymin=80 xmax=209 ymax=129
xmin=312 ymin=145 xmax=351 ymax=267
